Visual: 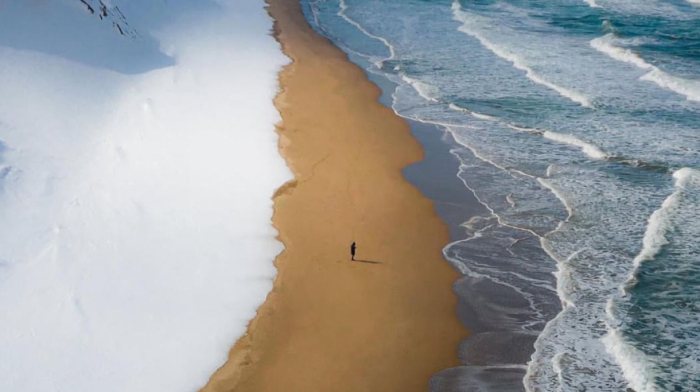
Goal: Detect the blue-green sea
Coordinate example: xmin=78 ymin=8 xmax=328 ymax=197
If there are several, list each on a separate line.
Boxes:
xmin=302 ymin=0 xmax=700 ymax=390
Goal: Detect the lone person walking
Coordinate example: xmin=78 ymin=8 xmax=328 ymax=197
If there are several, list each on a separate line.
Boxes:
xmin=351 ymin=241 xmax=357 ymax=261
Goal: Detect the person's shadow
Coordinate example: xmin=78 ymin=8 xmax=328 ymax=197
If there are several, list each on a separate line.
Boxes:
xmin=354 ymin=259 xmax=382 ymax=265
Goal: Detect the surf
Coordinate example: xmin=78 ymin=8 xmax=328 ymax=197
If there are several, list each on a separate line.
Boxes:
xmin=451 ymin=1 xmax=592 ymax=108
xmin=591 ymin=33 xmax=700 ymax=102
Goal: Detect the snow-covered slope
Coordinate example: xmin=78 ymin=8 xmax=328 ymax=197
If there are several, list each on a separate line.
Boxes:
xmin=0 ymin=1 xmax=290 ymax=391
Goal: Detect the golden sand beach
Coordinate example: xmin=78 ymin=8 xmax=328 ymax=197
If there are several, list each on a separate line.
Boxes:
xmin=200 ymin=1 xmax=466 ymax=391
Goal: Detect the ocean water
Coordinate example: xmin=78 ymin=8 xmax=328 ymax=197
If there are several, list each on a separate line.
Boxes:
xmin=302 ymin=0 xmax=700 ymax=390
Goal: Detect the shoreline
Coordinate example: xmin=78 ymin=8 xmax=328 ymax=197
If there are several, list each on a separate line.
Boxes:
xmin=199 ymin=0 xmax=467 ymax=391
xmin=318 ymin=27 xmax=558 ymax=391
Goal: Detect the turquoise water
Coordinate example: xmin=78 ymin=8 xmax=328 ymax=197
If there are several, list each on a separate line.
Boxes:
xmin=302 ymin=0 xmax=700 ymax=390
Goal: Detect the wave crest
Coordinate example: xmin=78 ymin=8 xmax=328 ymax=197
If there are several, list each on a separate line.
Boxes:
xmin=451 ymin=1 xmax=592 ymax=108
xmin=591 ymin=33 xmax=700 ymax=102
xmin=543 ymin=131 xmax=608 ymax=160
xmin=630 ymin=168 xmax=698 ymax=268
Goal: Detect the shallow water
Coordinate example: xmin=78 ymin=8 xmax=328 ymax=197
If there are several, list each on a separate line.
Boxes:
xmin=302 ymin=0 xmax=700 ymax=390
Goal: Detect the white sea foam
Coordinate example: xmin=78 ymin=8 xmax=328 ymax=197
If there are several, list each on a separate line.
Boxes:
xmin=471 ymin=112 xmax=496 ymax=121
xmin=601 ymin=168 xmax=700 ymax=392
xmin=0 ymin=1 xmax=291 ymax=392
xmin=308 ymin=0 xmax=325 ymax=34
xmin=629 ymin=168 xmax=698 ymax=268
xmin=583 ymin=0 xmax=602 ymax=8
xmin=506 ymin=193 xmax=517 ymax=208
xmin=507 ymin=124 xmax=539 ymax=134
xmin=641 ymin=69 xmax=700 ymax=102
xmin=673 ymin=166 xmax=700 ymax=186
xmin=449 ymin=103 xmax=498 ymax=121
xmin=337 ymin=0 xmax=396 ymax=67
xmin=534 ymin=175 xmax=577 ymax=311
xmin=630 ymin=194 xmax=675 ymax=267
xmin=402 ymin=75 xmax=439 ymax=102
xmin=449 ymin=103 xmax=468 ymax=113
xmin=603 ymin=323 xmax=659 ymax=392
xmin=451 ymin=1 xmax=592 ymax=108
xmin=543 ymin=131 xmax=608 ymax=160
xmin=591 ymin=33 xmax=700 ymax=102
xmin=590 ymin=34 xmax=653 ymax=70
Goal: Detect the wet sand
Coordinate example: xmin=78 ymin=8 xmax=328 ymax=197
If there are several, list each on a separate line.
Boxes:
xmin=199 ymin=0 xmax=466 ymax=391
